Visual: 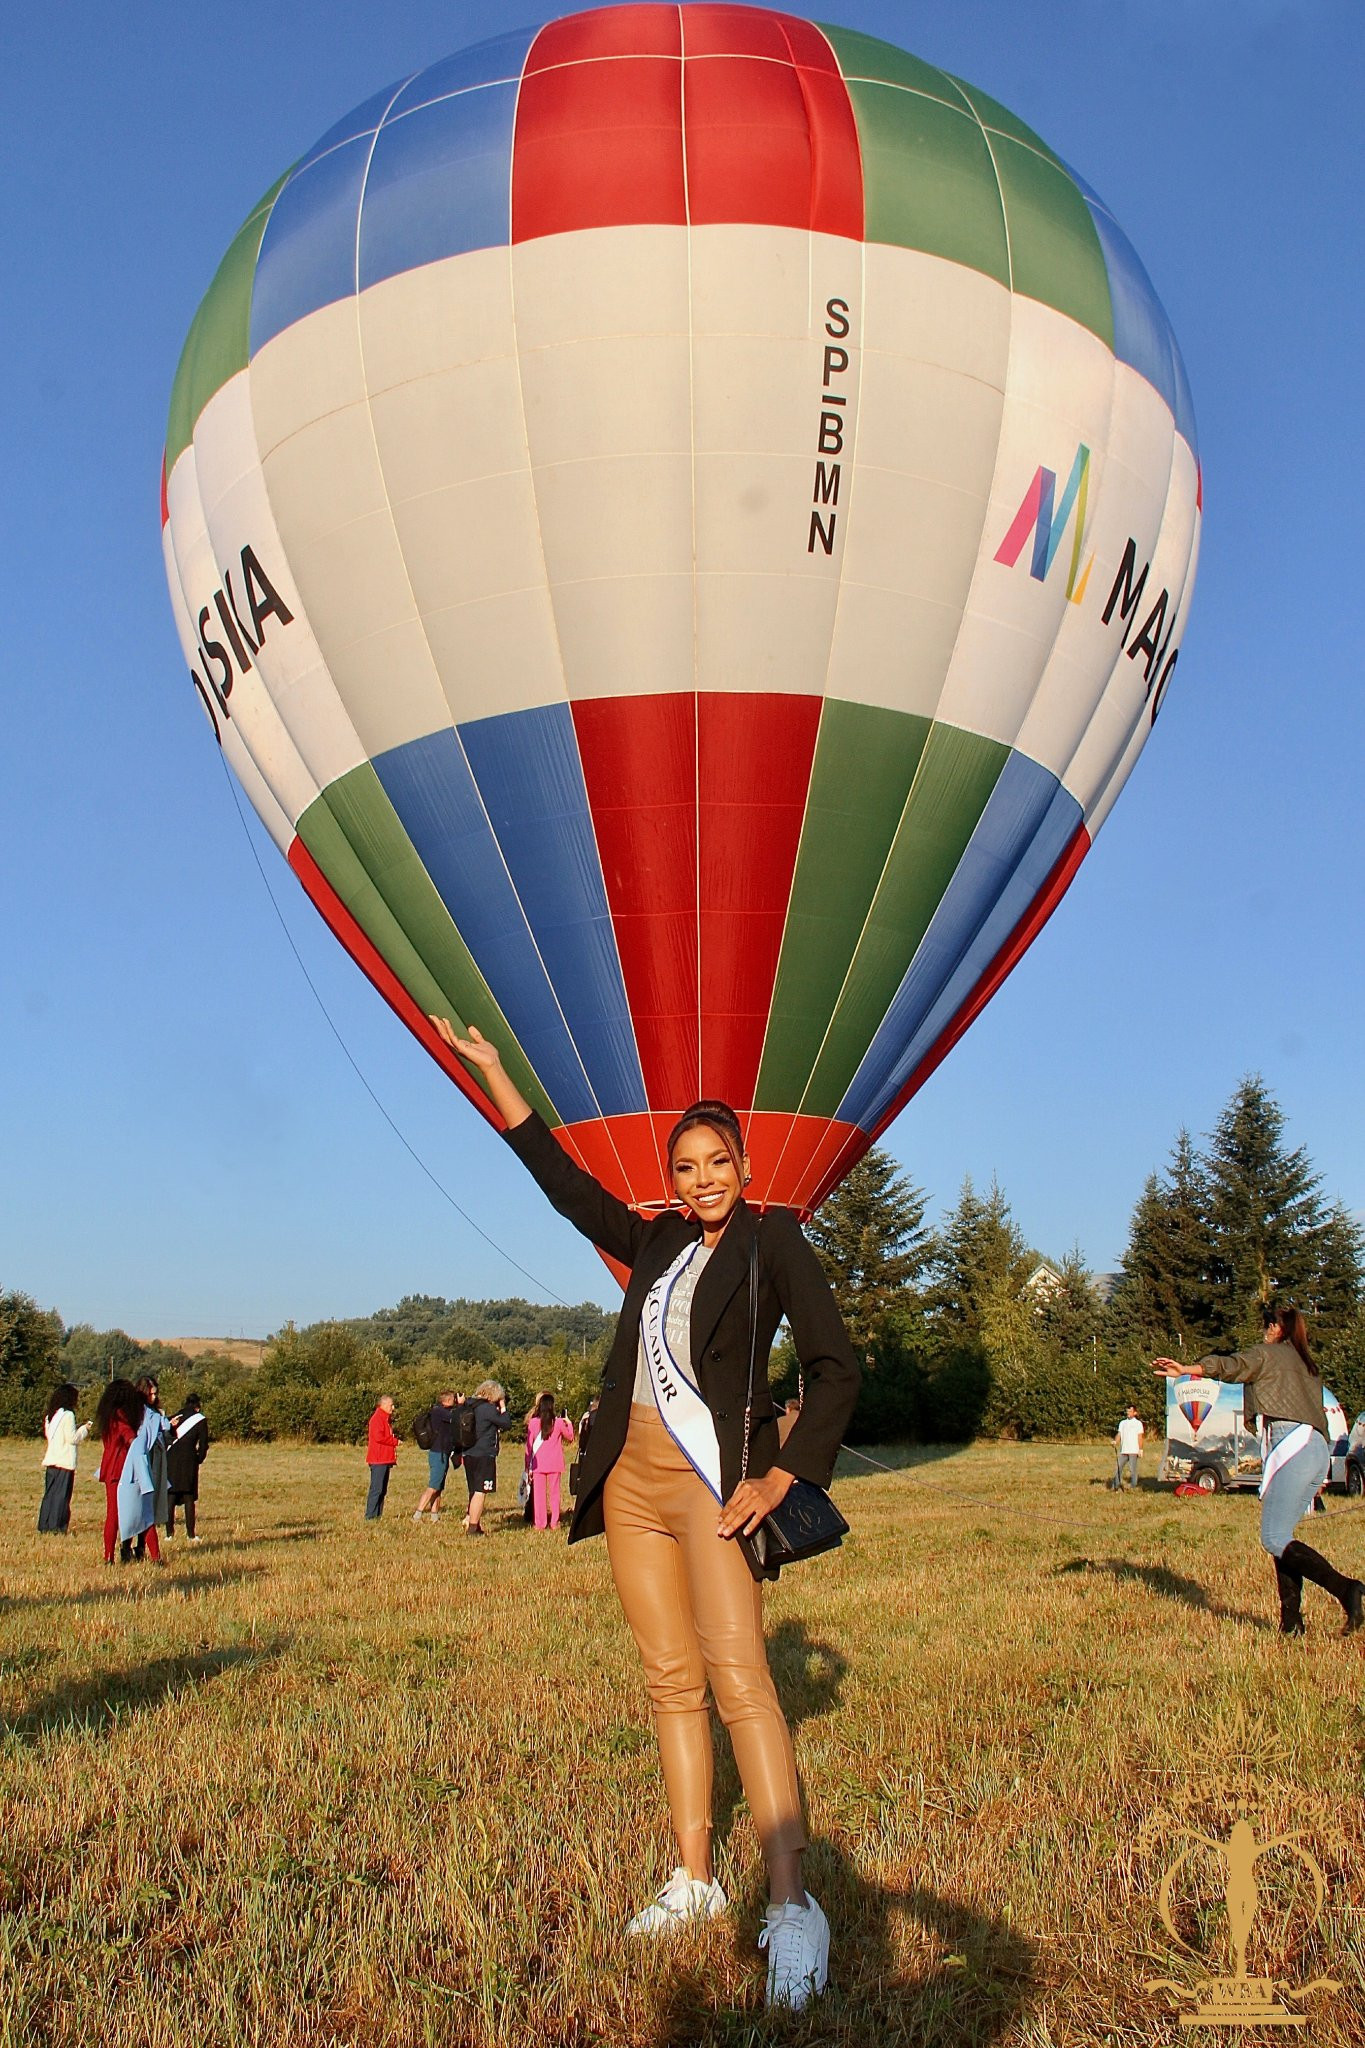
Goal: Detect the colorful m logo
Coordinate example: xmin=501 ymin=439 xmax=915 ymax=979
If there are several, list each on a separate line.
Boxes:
xmin=994 ymin=443 xmax=1094 ymax=604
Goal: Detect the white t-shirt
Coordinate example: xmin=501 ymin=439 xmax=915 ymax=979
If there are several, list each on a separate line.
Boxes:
xmin=1117 ymin=1416 xmax=1144 ymax=1455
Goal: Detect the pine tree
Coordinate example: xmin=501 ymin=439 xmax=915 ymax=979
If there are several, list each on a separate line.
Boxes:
xmin=926 ymin=1174 xmax=1030 ymax=1336
xmin=1308 ymin=1202 xmax=1365 ymax=1355
xmin=1205 ymin=1076 xmax=1330 ymax=1345
xmin=807 ymin=1147 xmax=932 ymax=1351
xmin=1110 ymin=1130 xmax=1215 ymax=1350
xmin=1037 ymin=1246 xmax=1103 ymax=1355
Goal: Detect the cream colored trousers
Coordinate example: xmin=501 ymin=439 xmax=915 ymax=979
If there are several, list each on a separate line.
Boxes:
xmin=603 ymin=1402 xmax=806 ymax=1861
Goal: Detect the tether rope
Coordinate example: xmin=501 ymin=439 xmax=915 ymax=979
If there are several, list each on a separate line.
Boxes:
xmin=217 ymin=752 xmax=573 ymax=1307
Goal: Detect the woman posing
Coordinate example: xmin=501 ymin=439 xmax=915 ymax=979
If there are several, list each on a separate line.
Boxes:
xmin=525 ymin=1392 xmax=575 ymax=1531
xmin=432 ymin=1020 xmax=860 ymax=2010
xmin=38 ymin=1384 xmax=90 ymax=1534
xmin=1154 ymin=1302 xmax=1364 ymax=1635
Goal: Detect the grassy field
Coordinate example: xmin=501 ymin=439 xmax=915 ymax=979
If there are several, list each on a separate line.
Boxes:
xmin=1 ymin=1439 xmax=1361 ymax=2048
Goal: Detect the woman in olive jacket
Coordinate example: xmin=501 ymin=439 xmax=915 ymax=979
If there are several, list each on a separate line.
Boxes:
xmin=1155 ymin=1301 xmax=1364 ymax=1635
xmin=433 ymin=1019 xmax=859 ymax=2011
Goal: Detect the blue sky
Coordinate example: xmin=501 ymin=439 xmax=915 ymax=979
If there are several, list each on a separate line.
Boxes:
xmin=3 ymin=1 xmax=1362 ymax=1338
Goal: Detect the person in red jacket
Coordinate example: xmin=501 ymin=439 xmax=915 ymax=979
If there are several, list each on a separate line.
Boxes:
xmin=93 ymin=1379 xmax=144 ymax=1564
xmin=365 ymin=1397 xmax=399 ymax=1520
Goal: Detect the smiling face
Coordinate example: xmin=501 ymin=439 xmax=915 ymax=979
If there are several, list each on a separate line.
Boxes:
xmin=669 ymin=1123 xmax=748 ymax=1242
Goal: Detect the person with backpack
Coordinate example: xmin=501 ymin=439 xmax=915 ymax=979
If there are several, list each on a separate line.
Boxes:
xmin=410 ymin=1391 xmax=462 ymax=1523
xmin=458 ymin=1381 xmax=522 ymax=1535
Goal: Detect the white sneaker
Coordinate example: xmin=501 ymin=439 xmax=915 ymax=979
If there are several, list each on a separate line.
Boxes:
xmin=760 ymin=1893 xmax=829 ymax=2009
xmin=624 ymin=1867 xmax=727 ymax=1936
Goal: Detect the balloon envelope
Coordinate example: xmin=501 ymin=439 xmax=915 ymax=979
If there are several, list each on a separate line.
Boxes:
xmin=163 ymin=4 xmax=1200 ymax=1215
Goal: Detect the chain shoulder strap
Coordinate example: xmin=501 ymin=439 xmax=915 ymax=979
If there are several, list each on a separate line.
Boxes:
xmin=741 ymin=1226 xmax=760 ymax=1483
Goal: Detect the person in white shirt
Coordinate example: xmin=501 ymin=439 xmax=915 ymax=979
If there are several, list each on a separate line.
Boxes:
xmin=1113 ymin=1406 xmax=1145 ymax=1493
xmin=39 ymin=1382 xmax=90 ymax=1534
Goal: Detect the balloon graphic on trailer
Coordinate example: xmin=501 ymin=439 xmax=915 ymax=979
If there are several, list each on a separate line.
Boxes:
xmin=162 ymin=4 xmax=1200 ymax=1219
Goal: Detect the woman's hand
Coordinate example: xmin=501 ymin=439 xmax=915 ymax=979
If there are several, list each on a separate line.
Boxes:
xmin=431 ymin=1017 xmax=500 ymax=1070
xmin=1151 ymin=1357 xmax=1184 ymax=1378
xmin=429 ymin=1019 xmax=533 ymax=1128
xmin=718 ymin=1467 xmax=796 ymax=1539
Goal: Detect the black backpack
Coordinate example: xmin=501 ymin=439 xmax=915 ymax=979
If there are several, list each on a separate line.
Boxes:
xmin=454 ymin=1402 xmax=479 ymax=1454
xmin=412 ymin=1406 xmax=435 ymax=1451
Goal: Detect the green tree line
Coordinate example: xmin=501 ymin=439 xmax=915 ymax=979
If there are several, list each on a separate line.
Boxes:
xmin=5 ymin=1075 xmax=1361 ymax=1448
xmin=802 ymin=1075 xmax=1365 ymax=1444
xmin=0 ymin=1295 xmax=612 ymax=1445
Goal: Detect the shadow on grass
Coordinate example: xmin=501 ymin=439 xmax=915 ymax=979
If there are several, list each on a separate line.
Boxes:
xmin=0 ymin=1564 xmax=270 ymax=1613
xmin=200 ymin=1522 xmax=325 ymax=1549
xmin=647 ymin=1839 xmax=1036 ymax=2047
xmin=832 ymin=1443 xmax=977 ymax=1485
xmin=1053 ymin=1556 xmax=1270 ymax=1630
xmin=4 ymin=1640 xmax=289 ymax=1745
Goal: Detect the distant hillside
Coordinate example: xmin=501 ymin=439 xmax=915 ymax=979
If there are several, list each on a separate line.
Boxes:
xmin=300 ymin=1294 xmax=614 ymax=1366
xmin=158 ymin=1337 xmax=268 ymax=1368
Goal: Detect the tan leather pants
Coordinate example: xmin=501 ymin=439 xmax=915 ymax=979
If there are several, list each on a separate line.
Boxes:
xmin=603 ymin=1402 xmax=806 ymax=1861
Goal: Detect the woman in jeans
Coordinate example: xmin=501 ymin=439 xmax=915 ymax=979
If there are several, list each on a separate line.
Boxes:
xmin=38 ymin=1383 xmax=90 ymax=1533
xmin=1154 ymin=1302 xmax=1364 ymax=1635
xmin=432 ymin=1019 xmax=859 ymax=2010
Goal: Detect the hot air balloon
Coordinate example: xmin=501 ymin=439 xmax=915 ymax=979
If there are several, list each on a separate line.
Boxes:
xmin=162 ymin=4 xmax=1200 ymax=1220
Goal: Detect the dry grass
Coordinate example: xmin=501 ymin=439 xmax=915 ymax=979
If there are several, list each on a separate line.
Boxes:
xmin=1 ymin=1439 xmax=1361 ymax=2048
xmin=150 ymin=1338 xmax=267 ymax=1367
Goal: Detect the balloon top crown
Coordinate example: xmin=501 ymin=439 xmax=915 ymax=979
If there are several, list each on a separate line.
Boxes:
xmin=169 ymin=4 xmax=1195 ymax=470
xmin=163 ymin=3 xmax=1198 ymax=1224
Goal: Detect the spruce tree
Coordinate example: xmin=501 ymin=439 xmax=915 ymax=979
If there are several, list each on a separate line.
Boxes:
xmin=1205 ymin=1076 xmax=1329 ymax=1345
xmin=927 ymin=1174 xmax=1030 ymax=1336
xmin=1111 ymin=1130 xmax=1215 ymax=1350
xmin=1037 ymin=1246 xmax=1103 ymax=1355
xmin=807 ymin=1147 xmax=932 ymax=1350
xmin=1309 ymin=1202 xmax=1365 ymax=1355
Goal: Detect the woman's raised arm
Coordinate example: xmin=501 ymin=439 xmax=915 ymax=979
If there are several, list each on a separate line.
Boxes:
xmin=433 ymin=1018 xmax=649 ymax=1269
xmin=430 ymin=1019 xmax=533 ymax=1129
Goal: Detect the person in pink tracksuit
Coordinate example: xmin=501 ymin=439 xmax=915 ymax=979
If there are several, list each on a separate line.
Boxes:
xmin=525 ymin=1393 xmax=575 ymax=1531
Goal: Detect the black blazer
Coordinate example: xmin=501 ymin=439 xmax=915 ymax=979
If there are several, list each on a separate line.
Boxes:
xmin=503 ymin=1113 xmax=861 ymax=1546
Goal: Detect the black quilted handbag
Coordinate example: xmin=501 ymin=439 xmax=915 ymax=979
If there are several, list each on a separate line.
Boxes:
xmin=736 ymin=1233 xmax=848 ymax=1579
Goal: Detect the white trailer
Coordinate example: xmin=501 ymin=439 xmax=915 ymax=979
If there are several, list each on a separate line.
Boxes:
xmin=1159 ymin=1375 xmax=1348 ymax=1493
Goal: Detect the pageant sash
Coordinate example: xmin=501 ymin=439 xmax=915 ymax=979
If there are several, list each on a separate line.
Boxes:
xmin=642 ymin=1240 xmax=723 ymax=1502
xmin=1260 ymin=1421 xmax=1314 ymax=1496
